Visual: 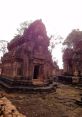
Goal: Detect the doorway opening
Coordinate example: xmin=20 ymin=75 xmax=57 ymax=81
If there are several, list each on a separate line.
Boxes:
xmin=33 ymin=65 xmax=40 ymax=79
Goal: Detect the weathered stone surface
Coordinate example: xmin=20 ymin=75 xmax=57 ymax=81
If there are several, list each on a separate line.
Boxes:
xmin=0 ymin=96 xmax=26 ymax=117
xmin=1 ymin=20 xmax=55 ymax=86
xmin=63 ymin=42 xmax=82 ymax=78
xmin=5 ymin=83 xmax=82 ymax=117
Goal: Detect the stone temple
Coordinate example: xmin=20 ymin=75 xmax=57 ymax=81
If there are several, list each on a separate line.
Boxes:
xmin=0 ymin=20 xmax=55 ymax=89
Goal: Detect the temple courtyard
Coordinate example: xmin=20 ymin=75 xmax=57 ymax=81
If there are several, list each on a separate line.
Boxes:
xmin=0 ymin=83 xmax=82 ymax=117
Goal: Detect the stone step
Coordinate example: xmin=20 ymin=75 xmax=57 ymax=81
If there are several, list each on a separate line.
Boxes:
xmin=0 ymin=77 xmax=56 ymax=92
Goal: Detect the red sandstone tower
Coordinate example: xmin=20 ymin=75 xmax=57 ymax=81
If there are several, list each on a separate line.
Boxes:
xmin=1 ymin=20 xmax=55 ymax=86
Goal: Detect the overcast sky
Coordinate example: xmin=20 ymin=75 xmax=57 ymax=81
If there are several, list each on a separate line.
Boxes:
xmin=0 ymin=0 xmax=82 ymax=68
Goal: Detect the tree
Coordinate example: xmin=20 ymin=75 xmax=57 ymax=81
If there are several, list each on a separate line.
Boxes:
xmin=48 ymin=35 xmax=63 ymax=68
xmin=49 ymin=34 xmax=63 ymax=53
xmin=63 ymin=29 xmax=82 ymax=60
xmin=63 ymin=29 xmax=82 ymax=49
xmin=0 ymin=40 xmax=8 ymax=55
xmin=15 ymin=20 xmax=32 ymax=35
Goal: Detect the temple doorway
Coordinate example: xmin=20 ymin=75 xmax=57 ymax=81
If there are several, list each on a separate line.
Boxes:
xmin=33 ymin=65 xmax=40 ymax=79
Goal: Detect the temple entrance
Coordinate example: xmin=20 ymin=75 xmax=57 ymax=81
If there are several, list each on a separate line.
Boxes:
xmin=33 ymin=65 xmax=40 ymax=79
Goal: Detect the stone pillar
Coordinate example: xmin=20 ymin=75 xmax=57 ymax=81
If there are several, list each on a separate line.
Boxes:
xmin=23 ymin=56 xmax=29 ymax=79
xmin=13 ymin=62 xmax=18 ymax=78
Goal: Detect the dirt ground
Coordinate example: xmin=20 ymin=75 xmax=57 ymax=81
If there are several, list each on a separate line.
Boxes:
xmin=0 ymin=83 xmax=82 ymax=117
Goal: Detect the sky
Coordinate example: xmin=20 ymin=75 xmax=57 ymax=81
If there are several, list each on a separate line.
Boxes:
xmin=0 ymin=0 xmax=82 ymax=68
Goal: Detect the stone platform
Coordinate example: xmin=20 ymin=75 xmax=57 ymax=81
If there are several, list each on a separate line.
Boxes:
xmin=0 ymin=77 xmax=56 ymax=92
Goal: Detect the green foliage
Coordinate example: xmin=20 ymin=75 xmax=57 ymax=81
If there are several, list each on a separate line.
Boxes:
xmin=63 ymin=29 xmax=82 ymax=49
xmin=15 ymin=20 xmax=32 ymax=35
xmin=49 ymin=35 xmax=63 ymax=53
xmin=63 ymin=29 xmax=82 ymax=62
xmin=0 ymin=40 xmax=8 ymax=55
